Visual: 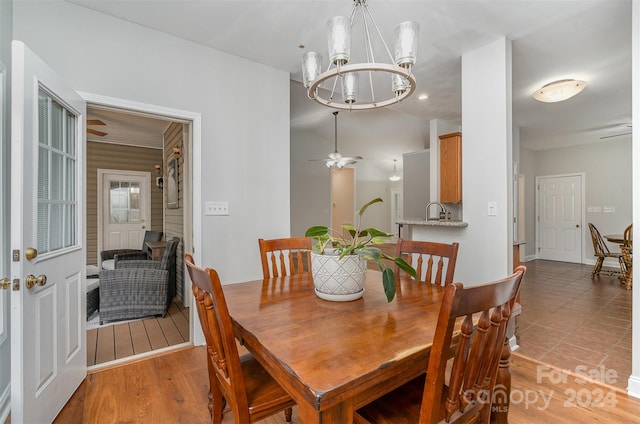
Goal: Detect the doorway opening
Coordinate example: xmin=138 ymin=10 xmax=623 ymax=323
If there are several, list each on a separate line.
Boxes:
xmin=84 ymin=98 xmax=196 ymax=369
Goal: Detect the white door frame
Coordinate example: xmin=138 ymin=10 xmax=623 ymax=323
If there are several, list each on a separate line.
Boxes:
xmin=79 ymin=91 xmax=203 ymax=345
xmin=97 ymin=169 xmax=152 ymax=267
xmin=0 ymin=58 xmax=10 ymax=424
xmin=535 ymin=172 xmax=585 ymax=263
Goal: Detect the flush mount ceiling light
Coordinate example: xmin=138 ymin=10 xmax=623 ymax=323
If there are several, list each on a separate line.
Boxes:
xmin=389 ymin=159 xmax=401 ymax=181
xmin=532 ymin=79 xmax=587 ymax=103
xmin=301 ymin=0 xmax=419 ymax=111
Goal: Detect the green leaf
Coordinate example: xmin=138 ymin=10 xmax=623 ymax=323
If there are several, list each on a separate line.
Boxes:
xmin=365 ymin=228 xmax=392 ymax=238
xmin=342 ymin=224 xmax=357 ymax=233
xmin=382 ymin=267 xmax=397 ymax=302
xmin=355 ymin=247 xmax=382 ymax=261
xmin=394 ymin=257 xmax=417 ymax=279
xmin=357 ymin=197 xmax=383 ymax=216
xmin=305 ymin=226 xmax=329 ymax=237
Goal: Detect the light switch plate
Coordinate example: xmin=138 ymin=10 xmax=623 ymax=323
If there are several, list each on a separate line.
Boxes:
xmin=487 ymin=201 xmax=497 ymax=216
xmin=587 ymin=206 xmax=602 ymax=213
xmin=205 ymin=201 xmax=229 ymax=216
xmin=603 ymin=206 xmax=615 ymax=213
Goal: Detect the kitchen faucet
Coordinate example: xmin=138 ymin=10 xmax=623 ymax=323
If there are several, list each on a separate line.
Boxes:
xmin=426 ymin=202 xmax=447 ymax=220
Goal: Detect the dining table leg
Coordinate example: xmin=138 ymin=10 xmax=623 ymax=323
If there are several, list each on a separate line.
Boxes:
xmin=297 ymin=399 xmax=353 ymax=423
xmin=491 ymin=337 xmax=512 ymax=424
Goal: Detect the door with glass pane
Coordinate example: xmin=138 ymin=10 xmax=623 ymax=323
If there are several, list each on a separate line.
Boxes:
xmin=100 ymin=170 xmax=151 ymax=256
xmin=11 ymin=41 xmax=86 ymax=423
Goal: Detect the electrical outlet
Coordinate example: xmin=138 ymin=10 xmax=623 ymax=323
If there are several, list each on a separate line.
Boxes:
xmin=205 ymin=201 xmax=229 ymax=216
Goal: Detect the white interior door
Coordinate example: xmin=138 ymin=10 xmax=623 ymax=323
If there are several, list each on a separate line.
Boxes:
xmin=10 ymin=41 xmax=86 ymax=423
xmin=537 ymin=174 xmax=583 ymax=263
xmin=390 ymin=187 xmax=403 ymax=237
xmin=99 ymin=170 xmax=151 ymax=254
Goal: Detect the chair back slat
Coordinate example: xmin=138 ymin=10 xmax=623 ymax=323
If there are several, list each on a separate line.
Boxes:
xmin=589 ymin=223 xmax=611 ymax=255
xmin=259 ymin=237 xmax=312 ymax=279
xmin=395 ymin=239 xmax=459 ymax=286
xmin=419 ymin=266 xmax=525 ymax=424
xmin=185 ymin=253 xmax=251 ymax=422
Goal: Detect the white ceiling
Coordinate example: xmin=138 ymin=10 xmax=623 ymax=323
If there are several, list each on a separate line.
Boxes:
xmin=75 ymin=0 xmax=632 ymax=174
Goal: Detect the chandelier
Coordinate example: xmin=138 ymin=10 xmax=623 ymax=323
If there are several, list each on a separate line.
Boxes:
xmin=389 ymin=159 xmax=401 ymax=181
xmin=301 ymin=0 xmax=419 ymax=111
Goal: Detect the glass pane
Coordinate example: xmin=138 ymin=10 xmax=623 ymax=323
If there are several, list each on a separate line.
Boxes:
xmin=37 ymin=203 xmax=48 ymax=252
xmin=37 ymin=88 xmax=79 ymax=254
xmin=38 ymin=147 xmax=49 ymax=200
xmin=109 ymin=180 xmax=141 ymax=224
xmin=51 ymin=102 xmax=63 ymax=150
xmin=50 ymin=204 xmax=63 ymax=251
xmin=38 ymin=93 xmax=49 ymax=147
xmin=51 ymin=152 xmax=63 ymax=201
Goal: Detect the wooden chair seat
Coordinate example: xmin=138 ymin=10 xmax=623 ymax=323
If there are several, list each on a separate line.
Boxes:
xmin=355 ymin=266 xmax=526 ymax=424
xmin=185 ymin=254 xmax=295 ymax=423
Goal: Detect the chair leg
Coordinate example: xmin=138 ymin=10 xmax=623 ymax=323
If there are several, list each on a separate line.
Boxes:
xmin=284 ymin=407 xmax=292 ymax=423
xmin=591 ymin=257 xmax=604 ymax=277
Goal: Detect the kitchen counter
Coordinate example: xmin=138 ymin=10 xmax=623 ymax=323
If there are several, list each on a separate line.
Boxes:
xmin=397 ymin=218 xmax=469 ymax=228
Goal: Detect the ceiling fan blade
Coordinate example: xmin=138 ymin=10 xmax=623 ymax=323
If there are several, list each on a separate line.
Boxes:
xmin=87 ymin=128 xmax=108 ymax=137
xmin=341 ymin=155 xmax=363 ymax=161
xmin=600 ymin=132 xmax=632 ymax=140
xmin=87 ymin=119 xmax=106 ymax=126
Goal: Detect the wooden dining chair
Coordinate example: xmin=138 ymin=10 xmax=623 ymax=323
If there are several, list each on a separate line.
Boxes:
xmin=619 ymin=224 xmax=632 ymax=289
xmin=258 ymin=237 xmax=312 ymax=278
xmin=185 ymin=254 xmax=295 ymax=423
xmin=588 ymin=223 xmax=623 ymax=277
xmin=395 ymin=238 xmax=459 ymax=286
xmin=354 ymin=266 xmax=526 ymax=424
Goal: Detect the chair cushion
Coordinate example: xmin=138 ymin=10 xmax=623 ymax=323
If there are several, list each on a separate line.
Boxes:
xmin=102 ymin=259 xmax=115 ymax=270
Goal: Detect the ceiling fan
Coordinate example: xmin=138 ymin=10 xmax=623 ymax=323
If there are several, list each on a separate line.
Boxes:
xmin=310 ymin=111 xmax=363 ymax=169
xmin=599 ymin=124 xmax=632 ymax=140
xmin=87 ymin=119 xmax=108 ymax=137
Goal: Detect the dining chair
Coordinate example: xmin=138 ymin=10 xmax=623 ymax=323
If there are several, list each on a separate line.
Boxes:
xmin=619 ymin=224 xmax=632 ymax=289
xmin=258 ymin=237 xmax=312 ymax=279
xmin=354 ymin=266 xmax=526 ymax=424
xmin=185 ymin=254 xmax=295 ymax=424
xmin=588 ymin=223 xmax=623 ymax=277
xmin=395 ymin=238 xmax=459 ymax=286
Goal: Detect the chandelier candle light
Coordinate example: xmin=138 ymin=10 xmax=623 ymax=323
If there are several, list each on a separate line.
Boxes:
xmin=389 ymin=159 xmax=401 ymax=181
xmin=302 ymin=0 xmax=419 ymax=110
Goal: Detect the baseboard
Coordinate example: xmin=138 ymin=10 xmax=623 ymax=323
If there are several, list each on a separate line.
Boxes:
xmin=508 ymin=335 xmax=519 ymax=352
xmin=627 ymin=374 xmax=640 ymax=399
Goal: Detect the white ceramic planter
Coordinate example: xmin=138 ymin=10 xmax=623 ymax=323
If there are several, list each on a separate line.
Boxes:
xmin=311 ymin=252 xmax=367 ymax=301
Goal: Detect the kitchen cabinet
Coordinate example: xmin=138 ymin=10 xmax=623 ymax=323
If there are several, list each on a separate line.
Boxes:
xmin=439 ymin=132 xmax=462 ymax=203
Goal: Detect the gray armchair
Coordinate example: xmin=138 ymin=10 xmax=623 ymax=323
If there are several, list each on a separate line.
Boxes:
xmin=99 ymin=238 xmax=179 ymax=324
xmin=100 ymin=230 xmax=163 ymax=270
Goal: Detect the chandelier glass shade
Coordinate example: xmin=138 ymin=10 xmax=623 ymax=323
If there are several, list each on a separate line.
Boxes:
xmin=302 ymin=0 xmax=419 ymax=110
xmin=389 ymin=159 xmax=401 ymax=181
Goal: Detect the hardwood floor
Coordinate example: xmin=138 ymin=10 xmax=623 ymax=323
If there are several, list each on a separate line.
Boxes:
xmin=87 ymin=300 xmax=190 ymax=367
xmin=54 ymin=346 xmax=640 ymax=423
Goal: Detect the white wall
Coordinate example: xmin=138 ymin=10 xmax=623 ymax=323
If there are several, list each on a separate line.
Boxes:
xmin=628 ymin=0 xmax=640 ymax=399
xmin=413 ymin=37 xmax=513 ymax=286
xmin=13 ymin=1 xmax=291 ymax=284
xmin=0 ymin=0 xmax=13 ymax=420
xmin=530 ymin=138 xmax=632 ymax=261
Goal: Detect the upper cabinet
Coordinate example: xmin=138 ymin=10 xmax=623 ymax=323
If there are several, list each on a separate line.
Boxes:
xmin=439 ymin=132 xmax=462 ymax=204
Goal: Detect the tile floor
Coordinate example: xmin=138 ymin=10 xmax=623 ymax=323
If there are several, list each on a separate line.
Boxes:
xmin=516 ymin=259 xmax=632 ymax=390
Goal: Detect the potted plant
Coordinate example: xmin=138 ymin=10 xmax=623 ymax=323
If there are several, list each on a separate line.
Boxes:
xmin=305 ymin=198 xmax=416 ymax=302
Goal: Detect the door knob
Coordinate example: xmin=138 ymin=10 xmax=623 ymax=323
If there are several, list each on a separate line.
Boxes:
xmin=25 ymin=274 xmax=47 ymax=289
xmin=576 ymin=224 xmax=580 ymax=228
xmin=25 ymin=247 xmax=38 ymax=260
xmin=0 ymin=278 xmax=10 ymax=290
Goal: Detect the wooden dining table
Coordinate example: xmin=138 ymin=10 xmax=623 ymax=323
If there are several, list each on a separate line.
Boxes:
xmin=223 ymin=270 xmax=512 ymax=423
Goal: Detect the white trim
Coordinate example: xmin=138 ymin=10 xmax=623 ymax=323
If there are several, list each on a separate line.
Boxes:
xmin=628 ymin=374 xmax=640 ymax=399
xmin=78 ymin=91 xmax=202 ymax=346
